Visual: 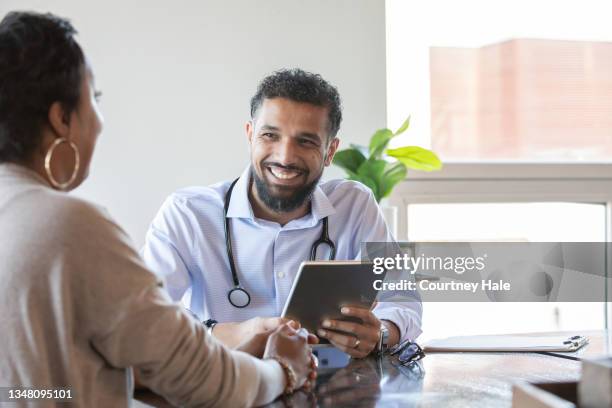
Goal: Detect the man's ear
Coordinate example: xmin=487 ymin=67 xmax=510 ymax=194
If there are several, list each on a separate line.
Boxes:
xmin=246 ymin=120 xmax=254 ymax=144
xmin=47 ymin=101 xmax=70 ymax=139
xmin=324 ymin=137 xmax=340 ymax=166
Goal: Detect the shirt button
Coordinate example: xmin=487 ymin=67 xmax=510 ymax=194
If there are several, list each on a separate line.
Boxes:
xmin=277 ymin=271 xmax=285 ymax=279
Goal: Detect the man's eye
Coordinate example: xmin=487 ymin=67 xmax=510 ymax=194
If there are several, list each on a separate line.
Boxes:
xmin=299 ymin=138 xmax=317 ymax=146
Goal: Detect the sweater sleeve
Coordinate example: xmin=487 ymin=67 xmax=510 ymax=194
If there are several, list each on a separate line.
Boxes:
xmin=60 ymin=199 xmax=284 ymax=407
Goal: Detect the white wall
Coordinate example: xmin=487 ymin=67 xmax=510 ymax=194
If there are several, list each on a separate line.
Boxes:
xmin=0 ymin=0 xmax=387 ymax=246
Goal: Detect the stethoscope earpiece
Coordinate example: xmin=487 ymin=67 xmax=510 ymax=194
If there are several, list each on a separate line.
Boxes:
xmin=224 ymin=177 xmax=336 ymax=308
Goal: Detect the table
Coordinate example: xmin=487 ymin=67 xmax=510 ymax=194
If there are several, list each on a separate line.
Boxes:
xmin=136 ymin=331 xmax=609 ymax=407
xmin=267 ymin=352 xmax=580 ymax=408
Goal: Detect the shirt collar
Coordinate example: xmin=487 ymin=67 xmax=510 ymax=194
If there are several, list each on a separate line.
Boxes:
xmin=225 ymin=166 xmax=337 ymax=223
xmin=225 ymin=166 xmax=255 ymax=219
xmin=310 ymin=184 xmax=336 ymax=222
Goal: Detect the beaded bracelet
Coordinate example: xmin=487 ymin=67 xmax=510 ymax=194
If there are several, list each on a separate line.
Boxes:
xmin=270 ymin=357 xmax=297 ymax=395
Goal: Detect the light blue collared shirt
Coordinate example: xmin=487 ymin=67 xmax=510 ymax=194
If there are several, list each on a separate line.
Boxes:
xmin=142 ymin=167 xmax=422 ymax=341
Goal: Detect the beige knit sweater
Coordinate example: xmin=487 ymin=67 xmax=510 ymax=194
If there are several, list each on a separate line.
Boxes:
xmin=0 ymin=163 xmax=283 ymax=407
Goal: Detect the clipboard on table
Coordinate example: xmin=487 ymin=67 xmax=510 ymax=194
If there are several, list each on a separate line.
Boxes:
xmin=424 ymin=334 xmax=589 ymax=353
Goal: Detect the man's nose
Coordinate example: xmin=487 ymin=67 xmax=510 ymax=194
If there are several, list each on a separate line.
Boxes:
xmin=273 ymin=137 xmax=298 ymax=165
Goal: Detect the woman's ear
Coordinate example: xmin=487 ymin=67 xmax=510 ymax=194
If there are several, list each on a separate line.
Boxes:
xmin=47 ymin=101 xmax=71 ymax=139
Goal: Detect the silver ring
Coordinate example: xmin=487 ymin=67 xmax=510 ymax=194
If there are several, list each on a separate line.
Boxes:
xmin=354 ymin=339 xmax=361 ymax=348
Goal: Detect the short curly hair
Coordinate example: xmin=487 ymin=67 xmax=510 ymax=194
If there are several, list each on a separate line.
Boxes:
xmin=250 ymin=68 xmax=343 ymax=140
xmin=0 ymin=11 xmax=85 ymax=163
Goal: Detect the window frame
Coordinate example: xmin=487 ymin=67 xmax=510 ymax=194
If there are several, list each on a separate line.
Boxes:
xmin=387 ymin=162 xmax=612 ymax=330
xmin=388 ymin=162 xmax=612 ymax=242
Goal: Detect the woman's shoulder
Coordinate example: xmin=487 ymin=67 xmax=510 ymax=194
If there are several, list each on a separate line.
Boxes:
xmin=29 ymin=187 xmax=119 ymax=239
xmin=36 ymin=187 xmax=104 ymax=218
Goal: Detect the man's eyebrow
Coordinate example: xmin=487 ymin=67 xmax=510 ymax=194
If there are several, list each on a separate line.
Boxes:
xmin=297 ymin=132 xmax=322 ymax=142
xmin=260 ymin=125 xmax=280 ymax=132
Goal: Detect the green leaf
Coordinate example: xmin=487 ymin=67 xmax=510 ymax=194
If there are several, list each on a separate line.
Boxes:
xmin=368 ymin=116 xmax=411 ymax=159
xmin=350 ymin=143 xmax=370 ymax=158
xmin=350 ymin=174 xmax=379 ymax=200
xmin=379 ymin=161 xmax=407 ymax=200
xmin=368 ymin=129 xmax=394 ymax=159
xmin=394 ymin=116 xmax=411 ymax=136
xmin=356 ymin=159 xmax=387 ymax=201
xmin=333 ymin=149 xmax=366 ymax=176
xmin=386 ymin=146 xmax=442 ymax=172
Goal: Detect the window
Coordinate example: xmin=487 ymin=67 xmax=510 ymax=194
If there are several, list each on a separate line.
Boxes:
xmin=385 ymin=0 xmax=612 ymax=161
xmin=407 ymin=200 xmax=606 ymax=340
xmin=385 ymin=0 xmax=612 ymax=338
xmin=382 ymin=163 xmax=612 ymax=339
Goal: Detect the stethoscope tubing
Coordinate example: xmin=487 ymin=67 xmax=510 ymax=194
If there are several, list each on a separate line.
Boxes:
xmin=223 ymin=177 xmax=336 ymax=308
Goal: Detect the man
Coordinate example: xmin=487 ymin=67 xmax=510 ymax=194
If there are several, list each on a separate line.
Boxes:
xmin=142 ymin=69 xmax=422 ymax=357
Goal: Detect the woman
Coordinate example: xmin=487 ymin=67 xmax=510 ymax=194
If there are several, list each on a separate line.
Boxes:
xmin=0 ymin=11 xmax=315 ymax=407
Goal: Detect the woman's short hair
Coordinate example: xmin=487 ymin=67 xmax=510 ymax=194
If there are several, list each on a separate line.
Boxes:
xmin=0 ymin=11 xmax=84 ymax=163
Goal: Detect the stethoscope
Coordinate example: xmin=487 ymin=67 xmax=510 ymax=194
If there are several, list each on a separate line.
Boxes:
xmin=224 ymin=177 xmax=337 ymax=308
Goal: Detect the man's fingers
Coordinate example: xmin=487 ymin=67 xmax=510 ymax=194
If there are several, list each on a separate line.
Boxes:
xmin=307 ymin=333 xmax=319 ymax=345
xmin=317 ymin=329 xmax=374 ymax=355
xmin=340 ymin=306 xmax=379 ymax=326
xmin=317 ymin=328 xmax=376 ymax=357
xmin=320 ymin=319 xmax=370 ymax=340
xmin=317 ymin=329 xmax=356 ymax=348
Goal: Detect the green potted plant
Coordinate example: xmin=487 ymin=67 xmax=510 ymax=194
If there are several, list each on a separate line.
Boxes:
xmin=333 ymin=116 xmax=442 ymax=203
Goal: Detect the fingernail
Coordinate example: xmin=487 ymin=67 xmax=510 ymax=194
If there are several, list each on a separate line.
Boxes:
xmin=317 ymin=329 xmax=326 ymax=337
xmin=322 ymin=320 xmax=331 ymax=328
xmin=341 ymin=307 xmax=349 ymax=314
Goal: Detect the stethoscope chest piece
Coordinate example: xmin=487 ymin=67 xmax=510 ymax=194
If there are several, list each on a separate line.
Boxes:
xmin=228 ymin=287 xmax=251 ymax=308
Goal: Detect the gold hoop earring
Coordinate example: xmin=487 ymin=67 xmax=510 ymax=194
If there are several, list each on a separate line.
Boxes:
xmin=44 ymin=138 xmax=80 ymax=190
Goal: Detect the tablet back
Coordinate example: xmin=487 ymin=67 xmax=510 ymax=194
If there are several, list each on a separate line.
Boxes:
xmin=281 ymin=261 xmax=382 ymax=343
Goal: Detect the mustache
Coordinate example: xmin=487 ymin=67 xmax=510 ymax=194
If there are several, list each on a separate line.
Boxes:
xmin=263 ymin=161 xmax=308 ymax=174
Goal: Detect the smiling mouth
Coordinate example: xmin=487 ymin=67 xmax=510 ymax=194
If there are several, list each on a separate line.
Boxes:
xmin=265 ymin=165 xmax=305 ymax=182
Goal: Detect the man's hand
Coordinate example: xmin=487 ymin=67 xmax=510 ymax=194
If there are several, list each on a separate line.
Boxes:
xmin=212 ymin=317 xmax=293 ymax=348
xmin=264 ymin=324 xmax=318 ymax=391
xmin=316 ymin=307 xmax=399 ymax=358
xmin=235 ymin=328 xmax=274 ymax=358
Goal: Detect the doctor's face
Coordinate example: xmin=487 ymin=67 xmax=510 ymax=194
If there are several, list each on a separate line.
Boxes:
xmin=247 ymin=97 xmax=339 ymax=212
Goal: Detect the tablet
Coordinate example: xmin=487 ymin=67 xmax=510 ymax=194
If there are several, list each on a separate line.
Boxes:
xmin=281 ymin=261 xmax=382 ymax=343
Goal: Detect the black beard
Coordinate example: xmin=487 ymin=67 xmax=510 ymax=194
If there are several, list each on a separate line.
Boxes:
xmin=250 ymin=165 xmax=321 ymax=213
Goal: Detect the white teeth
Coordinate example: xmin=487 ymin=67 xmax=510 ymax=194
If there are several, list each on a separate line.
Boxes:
xmin=269 ymin=167 xmax=300 ymax=180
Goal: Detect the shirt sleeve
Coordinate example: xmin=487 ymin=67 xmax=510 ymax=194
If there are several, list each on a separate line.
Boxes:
xmin=63 ymin=200 xmax=285 ymax=407
xmin=352 ymin=188 xmax=423 ymax=342
xmin=141 ymin=196 xmax=193 ymax=302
